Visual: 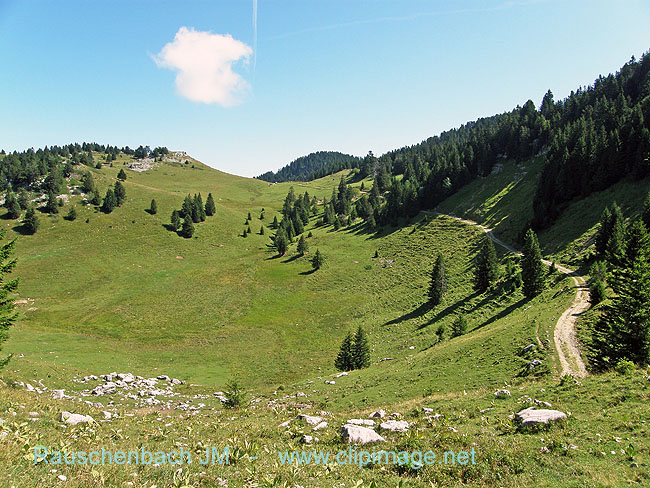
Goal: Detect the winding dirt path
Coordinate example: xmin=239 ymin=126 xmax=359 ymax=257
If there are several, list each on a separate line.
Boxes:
xmin=429 ymin=212 xmax=589 ymax=378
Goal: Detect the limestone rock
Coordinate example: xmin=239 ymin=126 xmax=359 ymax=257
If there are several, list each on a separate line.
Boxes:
xmin=340 ymin=424 xmax=385 ymax=444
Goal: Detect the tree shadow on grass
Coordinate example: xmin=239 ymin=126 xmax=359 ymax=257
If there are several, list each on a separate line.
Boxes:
xmin=416 ymin=291 xmax=482 ymax=330
xmin=384 ymin=302 xmax=433 ymax=326
xmin=473 ymin=296 xmax=528 ymax=330
xmin=299 ymin=268 xmax=316 ymax=275
xmin=11 ymin=223 xmax=33 ymax=236
xmin=282 ymin=254 xmax=302 ymax=263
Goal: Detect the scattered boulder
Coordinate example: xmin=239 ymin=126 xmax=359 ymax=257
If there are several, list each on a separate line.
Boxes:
xmin=528 ymin=359 xmax=543 ymax=371
xmin=51 ymin=390 xmax=65 ymax=400
xmin=278 ymin=420 xmax=292 ymax=429
xmin=379 ymin=420 xmax=409 ymax=432
xmin=297 ymin=414 xmax=323 ymax=426
xmin=61 ymin=412 xmax=94 ymax=426
xmin=333 ymin=372 xmax=348 ymax=378
xmin=301 ymin=435 xmax=318 ymax=444
xmin=522 ymin=344 xmax=535 ymax=354
xmin=25 ymin=383 xmax=35 ymax=392
xmin=347 ymin=418 xmax=375 ymax=426
xmin=92 ymin=382 xmax=116 ymax=396
xmin=494 ymin=389 xmax=511 ymax=399
xmin=340 ymin=424 xmax=385 ymax=444
xmin=312 ymin=421 xmax=328 ymax=431
xmin=102 ymin=411 xmax=113 ymax=420
xmin=369 ymin=409 xmax=386 ymax=418
xmin=515 ymin=407 xmax=567 ymax=427
xmin=324 ymin=380 xmax=336 ymax=385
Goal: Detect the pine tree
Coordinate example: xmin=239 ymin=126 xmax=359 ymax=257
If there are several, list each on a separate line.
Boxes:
xmin=17 ymin=190 xmax=30 ymax=210
xmin=170 ymin=210 xmax=181 ymax=231
xmin=101 ymin=189 xmax=116 ymax=213
xmin=521 ymin=229 xmax=546 ymax=298
xmin=272 ymin=215 xmax=279 ymax=229
xmin=297 ymin=235 xmax=308 ymax=255
xmin=334 ymin=332 xmax=354 ymax=371
xmin=44 ymin=191 xmax=59 ymax=214
xmin=643 ymin=191 xmax=650 ymax=230
xmin=474 ymin=237 xmax=499 ymax=292
xmin=181 ymin=214 xmax=194 ymax=238
xmin=191 ymin=194 xmax=201 ymax=223
xmin=81 ymin=172 xmax=95 ymax=193
xmin=596 ymin=206 xmax=613 ymax=256
xmin=149 ymin=199 xmax=157 ymax=215
xmin=428 ymin=253 xmax=447 ymax=306
xmin=352 ymin=326 xmax=371 ymax=369
xmin=22 ymin=207 xmax=39 ymax=234
xmin=311 ymin=249 xmax=324 ymax=270
xmin=205 ymin=193 xmax=216 ymax=216
xmin=114 ymin=181 xmax=126 ymax=206
xmin=605 ymin=203 xmax=625 ymax=266
xmin=274 ymin=228 xmax=288 ymax=255
xmin=181 ymin=195 xmax=193 ymax=219
xmin=451 ymin=314 xmax=468 ymax=337
xmin=0 ymin=228 xmax=18 ymax=370
xmin=4 ymin=193 xmax=20 ymax=219
xmin=196 ymin=194 xmax=206 ymax=221
xmin=259 ymin=225 xmax=265 ymax=235
xmin=117 ymin=168 xmax=127 ymax=181
xmin=247 ymin=212 xmax=252 ymax=221
xmin=90 ymin=189 xmax=102 ymax=206
xmin=293 ymin=214 xmax=304 ymax=235
xmin=247 ymin=225 xmax=252 ymax=234
xmin=65 ymin=206 xmax=77 ymax=221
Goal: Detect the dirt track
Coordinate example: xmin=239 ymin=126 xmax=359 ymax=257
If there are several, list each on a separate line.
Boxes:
xmin=431 ymin=212 xmax=589 ymax=378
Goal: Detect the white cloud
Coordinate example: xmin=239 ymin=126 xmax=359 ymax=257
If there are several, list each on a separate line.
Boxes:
xmin=154 ymin=27 xmax=252 ymax=107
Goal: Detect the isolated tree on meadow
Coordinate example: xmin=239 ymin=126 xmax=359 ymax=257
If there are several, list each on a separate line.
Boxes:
xmin=181 ymin=214 xmax=194 ymax=238
xmin=334 ymin=332 xmax=354 ymax=371
xmin=101 ymin=188 xmax=116 ymax=213
xmin=297 ymin=235 xmax=308 ymax=256
xmin=65 ymin=205 xmax=77 ymax=221
xmin=4 ymin=193 xmax=20 ymax=219
xmin=272 ymin=215 xmax=279 ymax=229
xmin=428 ymin=253 xmax=447 ymax=306
xmin=205 ymin=193 xmax=216 ymax=216
xmin=90 ymin=189 xmax=102 ymax=206
xmin=352 ymin=325 xmax=371 ymax=369
xmin=311 ymin=249 xmax=324 ymax=270
xmin=0 ymin=228 xmax=17 ymax=370
xmin=451 ymin=314 xmax=468 ymax=337
xmin=44 ymin=191 xmax=59 ymax=214
xmin=81 ymin=172 xmax=95 ymax=193
xmin=117 ymin=168 xmax=127 ymax=181
xmin=22 ymin=207 xmax=39 ymax=234
xmin=114 ymin=181 xmax=126 ymax=206
xmin=474 ymin=237 xmax=499 ymax=293
xmin=170 ymin=210 xmax=181 ymax=231
xmin=274 ymin=228 xmax=289 ymax=255
xmin=521 ymin=228 xmax=546 ymax=298
xmin=149 ymin=199 xmax=157 ymax=215
xmin=259 ymin=225 xmax=265 ymax=235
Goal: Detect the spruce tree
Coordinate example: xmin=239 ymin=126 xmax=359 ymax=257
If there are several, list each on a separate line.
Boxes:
xmin=428 ymin=253 xmax=447 ymax=306
xmin=521 ymin=229 xmax=546 ymax=298
xmin=259 ymin=225 xmax=265 ymax=235
xmin=5 ymin=193 xmax=20 ymax=219
xmin=596 ymin=206 xmax=612 ymax=256
xmin=22 ymin=207 xmax=39 ymax=234
xmin=171 ymin=210 xmax=181 ymax=231
xmin=114 ymin=181 xmax=126 ymax=206
xmin=311 ymin=249 xmax=324 ymax=270
xmin=65 ymin=205 xmax=77 ymax=221
xmin=81 ymin=172 xmax=95 ymax=193
xmin=101 ymin=188 xmax=116 ymax=213
xmin=247 ymin=225 xmax=252 ymax=234
xmin=274 ymin=228 xmax=288 ymax=255
xmin=196 ymin=194 xmax=206 ymax=221
xmin=205 ymin=193 xmax=216 ymax=216
xmin=474 ymin=237 xmax=499 ymax=293
xmin=451 ymin=314 xmax=468 ymax=337
xmin=181 ymin=195 xmax=193 ymax=219
xmin=17 ymin=190 xmax=30 ymax=210
xmin=45 ymin=191 xmax=59 ymax=214
xmin=643 ymin=191 xmax=650 ymax=230
xmin=90 ymin=189 xmax=102 ymax=206
xmin=191 ymin=194 xmax=201 ymax=223
xmin=117 ymin=168 xmax=127 ymax=181
xmin=181 ymin=214 xmax=194 ymax=238
xmin=352 ymin=326 xmax=370 ymax=369
xmin=272 ymin=215 xmax=279 ymax=229
xmin=334 ymin=332 xmax=354 ymax=371
xmin=297 ymin=235 xmax=308 ymax=255
xmin=605 ymin=203 xmax=625 ymax=266
xmin=149 ymin=199 xmax=157 ymax=215
xmin=0 ymin=229 xmax=18 ymax=370
xmin=247 ymin=212 xmax=252 ymax=221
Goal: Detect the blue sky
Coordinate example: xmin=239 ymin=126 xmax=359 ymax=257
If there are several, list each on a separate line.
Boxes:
xmin=1 ymin=0 xmax=649 ymax=177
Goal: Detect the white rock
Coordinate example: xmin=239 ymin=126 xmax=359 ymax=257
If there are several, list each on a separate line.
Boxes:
xmin=51 ymin=390 xmax=65 ymax=400
xmin=102 ymin=411 xmax=113 ymax=420
xmin=25 ymin=383 xmax=35 ymax=392
xmin=340 ymin=424 xmax=384 ymax=444
xmin=347 ymin=418 xmax=375 ymax=426
xmin=312 ymin=421 xmax=328 ymax=431
xmin=515 ymin=407 xmax=567 ymax=427
xmin=278 ymin=420 xmax=292 ymax=429
xmin=301 ymin=435 xmax=318 ymax=444
xmin=494 ymin=389 xmax=511 ymax=399
xmin=57 ymin=474 xmax=67 ymax=481
xmin=379 ymin=420 xmax=410 ymax=432
xmin=61 ymin=412 xmax=94 ymax=426
xmin=333 ymin=372 xmax=348 ymax=378
xmin=324 ymin=380 xmax=335 ymax=385
xmin=297 ymin=414 xmax=323 ymax=426
xmin=157 ymin=375 xmax=170 ymax=381
xmin=369 ymin=409 xmax=386 ymax=418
